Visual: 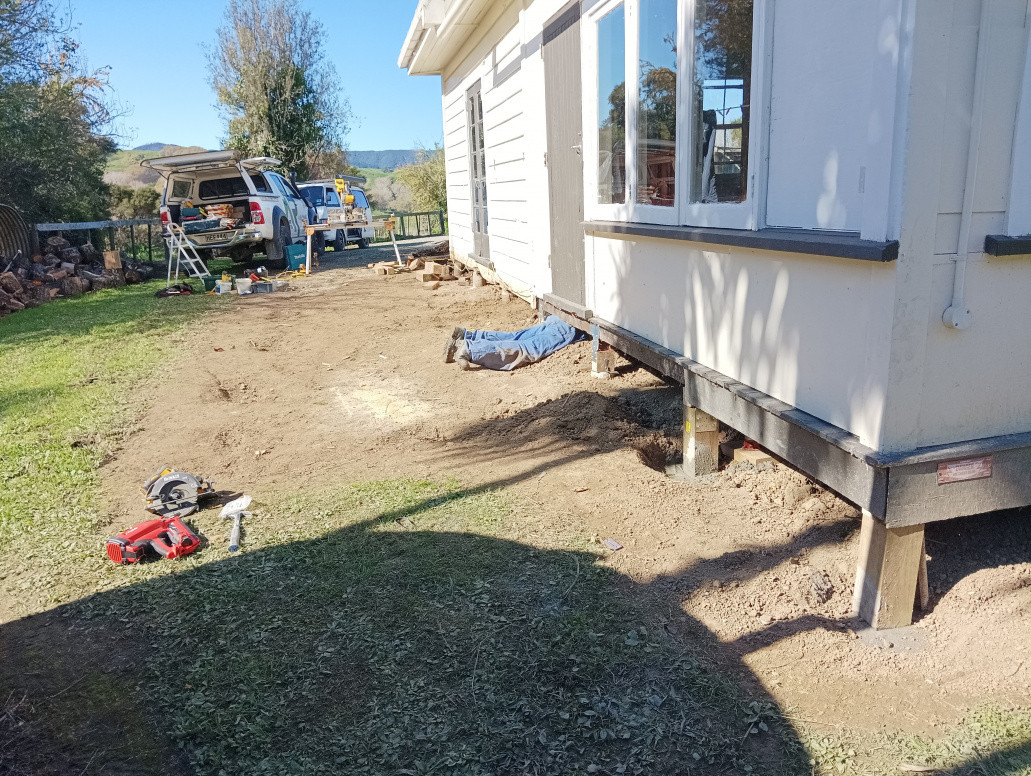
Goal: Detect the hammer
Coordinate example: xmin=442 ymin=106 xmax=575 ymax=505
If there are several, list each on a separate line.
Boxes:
xmin=220 ymin=495 xmax=253 ymax=552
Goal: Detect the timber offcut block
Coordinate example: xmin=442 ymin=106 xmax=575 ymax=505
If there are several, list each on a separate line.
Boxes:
xmin=425 ymin=261 xmax=452 ymax=278
xmin=734 ymin=447 xmax=772 ymax=464
xmin=852 ymin=510 xmax=925 ymax=629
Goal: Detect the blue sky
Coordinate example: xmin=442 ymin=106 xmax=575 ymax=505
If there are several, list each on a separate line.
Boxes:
xmin=71 ymin=0 xmax=443 ymax=151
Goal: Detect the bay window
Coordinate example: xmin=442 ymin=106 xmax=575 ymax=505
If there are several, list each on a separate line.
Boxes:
xmin=585 ymin=0 xmax=757 ymax=228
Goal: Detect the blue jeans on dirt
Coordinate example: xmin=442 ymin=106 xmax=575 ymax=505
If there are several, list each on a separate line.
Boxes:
xmin=464 ymin=315 xmax=585 ymax=371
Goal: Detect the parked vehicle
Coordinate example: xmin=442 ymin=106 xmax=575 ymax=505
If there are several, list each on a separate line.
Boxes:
xmin=298 ymin=177 xmax=375 ymax=250
xmin=142 ymin=150 xmax=313 ymax=267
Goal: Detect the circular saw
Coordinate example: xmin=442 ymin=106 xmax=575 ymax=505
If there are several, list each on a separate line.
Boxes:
xmin=141 ymin=468 xmax=214 ymax=517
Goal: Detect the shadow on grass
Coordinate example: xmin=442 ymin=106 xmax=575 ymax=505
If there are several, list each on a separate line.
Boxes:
xmin=0 ymin=478 xmax=812 ymax=776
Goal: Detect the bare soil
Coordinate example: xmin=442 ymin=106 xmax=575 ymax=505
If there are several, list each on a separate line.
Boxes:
xmin=101 ymin=239 xmax=1031 ymax=737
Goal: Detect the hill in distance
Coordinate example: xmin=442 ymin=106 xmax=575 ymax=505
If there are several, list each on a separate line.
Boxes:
xmin=133 ymin=142 xmax=171 ymax=152
xmin=105 ymin=145 xmax=418 ymax=189
xmin=346 ymin=149 xmax=417 ymax=170
xmin=105 ymin=144 xmax=209 ymax=188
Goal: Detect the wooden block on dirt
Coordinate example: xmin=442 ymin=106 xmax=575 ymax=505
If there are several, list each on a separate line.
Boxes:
xmin=407 ymin=257 xmax=425 ymax=270
xmin=734 ymin=447 xmax=772 ymax=464
xmin=424 ymin=261 xmax=452 ymax=278
xmin=418 ymin=272 xmax=441 ymax=283
xmin=376 ymin=266 xmax=399 ymax=276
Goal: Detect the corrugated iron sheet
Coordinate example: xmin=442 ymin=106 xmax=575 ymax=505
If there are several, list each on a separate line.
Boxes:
xmin=0 ymin=204 xmax=33 ymax=259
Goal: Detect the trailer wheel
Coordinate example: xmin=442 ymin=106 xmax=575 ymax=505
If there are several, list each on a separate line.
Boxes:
xmin=333 ymin=231 xmax=345 ymax=252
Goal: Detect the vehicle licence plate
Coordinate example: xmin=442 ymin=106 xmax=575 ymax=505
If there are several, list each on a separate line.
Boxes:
xmin=199 ymin=231 xmax=234 ymax=243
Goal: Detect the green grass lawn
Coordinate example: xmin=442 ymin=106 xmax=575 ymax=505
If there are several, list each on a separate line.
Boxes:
xmin=0 ymin=283 xmax=1028 ymax=776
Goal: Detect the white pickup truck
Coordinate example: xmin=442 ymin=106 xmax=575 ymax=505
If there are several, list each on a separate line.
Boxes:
xmin=142 ymin=150 xmax=312 ymax=267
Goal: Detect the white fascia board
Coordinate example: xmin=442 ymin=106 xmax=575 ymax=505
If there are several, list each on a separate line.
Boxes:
xmin=398 ymin=0 xmax=446 ymax=70
xmin=402 ymin=0 xmax=499 ymax=75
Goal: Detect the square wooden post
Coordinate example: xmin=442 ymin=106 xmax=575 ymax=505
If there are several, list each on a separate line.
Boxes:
xmin=852 ymin=510 xmax=925 ymax=629
xmin=685 ymin=406 xmax=720 ymax=477
xmin=668 ymin=389 xmax=720 ymax=480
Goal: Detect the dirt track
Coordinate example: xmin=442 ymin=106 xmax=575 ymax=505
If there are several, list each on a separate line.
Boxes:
xmin=102 ymin=239 xmax=1031 ymax=735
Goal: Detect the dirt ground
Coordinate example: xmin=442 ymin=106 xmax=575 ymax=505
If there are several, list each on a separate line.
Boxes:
xmin=102 ymin=238 xmax=1031 ymax=737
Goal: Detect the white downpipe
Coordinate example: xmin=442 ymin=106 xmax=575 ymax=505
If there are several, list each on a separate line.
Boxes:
xmin=944 ymin=0 xmax=993 ymax=330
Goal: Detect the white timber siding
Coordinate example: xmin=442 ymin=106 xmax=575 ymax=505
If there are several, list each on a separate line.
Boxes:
xmin=443 ymin=87 xmax=472 ymax=261
xmin=438 ymin=2 xmax=555 ymax=298
xmin=882 ymin=0 xmax=1031 ymax=450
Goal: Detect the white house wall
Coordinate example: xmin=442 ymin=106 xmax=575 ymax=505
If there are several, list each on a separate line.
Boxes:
xmin=438 ymin=0 xmax=558 ymax=299
xmin=426 ymin=0 xmax=1030 ymax=455
xmin=587 ymin=236 xmax=896 ymax=448
xmin=765 ymin=2 xmax=875 ymax=233
xmin=882 ymin=0 xmax=1031 ymax=451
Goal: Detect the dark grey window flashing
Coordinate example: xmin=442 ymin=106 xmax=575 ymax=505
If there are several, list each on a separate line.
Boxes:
xmin=584 ymin=221 xmax=899 ymax=262
xmin=984 ymin=234 xmax=1031 ymax=256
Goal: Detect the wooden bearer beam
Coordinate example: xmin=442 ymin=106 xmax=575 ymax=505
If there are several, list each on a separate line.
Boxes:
xmin=852 ymin=511 xmax=925 ymax=629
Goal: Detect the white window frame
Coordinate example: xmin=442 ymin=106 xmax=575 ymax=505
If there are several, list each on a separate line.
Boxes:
xmin=1007 ymin=22 xmax=1031 ymax=236
xmin=583 ymin=0 xmax=631 ymax=222
xmin=583 ymin=0 xmax=771 ymax=230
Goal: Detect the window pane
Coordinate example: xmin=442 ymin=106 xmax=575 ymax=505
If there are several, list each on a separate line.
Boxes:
xmin=598 ymin=6 xmax=626 ymax=205
xmin=691 ymin=0 xmax=752 ymax=203
xmin=637 ymin=0 xmax=677 ymax=207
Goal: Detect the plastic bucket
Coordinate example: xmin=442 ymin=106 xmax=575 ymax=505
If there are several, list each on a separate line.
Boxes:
xmin=216 ymin=280 xmax=233 ymax=294
xmin=236 ymin=278 xmax=253 ymax=295
xmin=202 ymin=276 xmax=217 ymax=292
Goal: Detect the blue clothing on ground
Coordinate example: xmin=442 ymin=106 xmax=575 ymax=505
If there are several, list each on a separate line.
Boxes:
xmin=464 ymin=315 xmax=585 ymax=371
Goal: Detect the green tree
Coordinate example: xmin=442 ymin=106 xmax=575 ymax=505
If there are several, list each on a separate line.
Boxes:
xmin=109 ymin=185 xmax=159 ymax=219
xmin=0 ymin=4 xmax=114 ymax=224
xmin=208 ymin=0 xmax=351 ymax=181
xmin=393 ymin=145 xmax=446 ymax=213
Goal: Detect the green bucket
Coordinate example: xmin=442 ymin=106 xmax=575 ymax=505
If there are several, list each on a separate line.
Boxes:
xmin=202 ymin=276 xmax=218 ymax=292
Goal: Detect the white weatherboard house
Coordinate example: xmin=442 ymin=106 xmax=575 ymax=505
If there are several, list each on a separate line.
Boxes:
xmin=400 ymin=0 xmax=1031 ymax=629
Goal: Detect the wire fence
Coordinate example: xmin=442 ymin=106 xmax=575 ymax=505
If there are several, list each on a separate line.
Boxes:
xmin=373 ymin=210 xmax=446 ymax=242
xmin=32 ymin=210 xmax=447 ymax=257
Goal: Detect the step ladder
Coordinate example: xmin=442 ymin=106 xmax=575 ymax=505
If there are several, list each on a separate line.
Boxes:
xmin=164 ymin=222 xmax=212 ymax=286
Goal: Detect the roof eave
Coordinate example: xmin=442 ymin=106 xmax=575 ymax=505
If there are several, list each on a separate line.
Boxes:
xmin=399 ymin=0 xmax=497 ymax=76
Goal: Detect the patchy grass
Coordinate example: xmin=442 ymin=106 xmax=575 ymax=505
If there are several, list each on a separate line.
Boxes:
xmin=0 ymin=282 xmax=225 ymax=590
xmin=890 ymin=706 xmax=1031 ymax=775
xmin=66 ymin=478 xmax=807 ymax=775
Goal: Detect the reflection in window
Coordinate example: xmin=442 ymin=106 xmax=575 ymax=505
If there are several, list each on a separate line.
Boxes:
xmin=598 ymin=6 xmax=626 ymax=205
xmin=691 ymin=0 xmax=752 ymax=204
xmin=637 ymin=0 xmax=677 ymax=207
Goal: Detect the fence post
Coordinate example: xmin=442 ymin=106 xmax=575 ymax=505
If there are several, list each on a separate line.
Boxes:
xmin=129 ymin=224 xmax=137 ymax=259
xmin=108 ymin=225 xmax=116 ymax=252
xmin=147 ymin=224 xmax=152 ymax=261
xmin=438 ymin=210 xmax=445 ymax=236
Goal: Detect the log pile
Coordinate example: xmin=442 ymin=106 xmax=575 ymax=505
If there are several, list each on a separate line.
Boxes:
xmin=0 ymin=237 xmax=167 ymax=319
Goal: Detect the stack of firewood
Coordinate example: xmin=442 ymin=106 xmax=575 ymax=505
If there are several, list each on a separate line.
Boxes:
xmin=0 ymin=236 xmax=167 ymax=318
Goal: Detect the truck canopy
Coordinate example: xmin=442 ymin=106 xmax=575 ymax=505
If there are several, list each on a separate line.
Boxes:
xmin=141 ymin=151 xmax=282 ymax=174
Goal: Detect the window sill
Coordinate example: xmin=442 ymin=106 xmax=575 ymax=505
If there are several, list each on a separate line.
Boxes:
xmin=984 ymin=234 xmax=1031 ymax=257
xmin=583 ymin=221 xmax=899 ymax=263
